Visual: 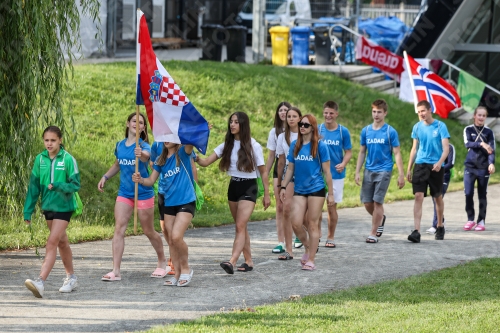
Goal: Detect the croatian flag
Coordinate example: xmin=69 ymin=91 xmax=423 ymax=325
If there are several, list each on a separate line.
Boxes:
xmin=404 ymin=52 xmax=461 ymax=119
xmin=136 ymin=10 xmax=210 ymax=153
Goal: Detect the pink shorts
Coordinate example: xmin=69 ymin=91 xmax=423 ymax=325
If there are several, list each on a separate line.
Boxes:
xmin=116 ymin=196 xmax=155 ymax=209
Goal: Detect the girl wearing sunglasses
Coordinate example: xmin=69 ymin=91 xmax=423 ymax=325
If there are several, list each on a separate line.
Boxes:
xmin=280 ymin=114 xmax=334 ymax=271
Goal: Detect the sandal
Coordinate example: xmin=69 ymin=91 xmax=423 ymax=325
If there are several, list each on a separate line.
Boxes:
xmin=366 ymin=235 xmax=378 ymax=243
xmin=177 ymin=269 xmax=193 ymax=287
xmin=376 ymin=215 xmax=386 ymax=237
xmin=220 ymin=261 xmax=234 ymax=274
xmin=301 ymin=261 xmax=316 ymax=271
xmin=300 ymin=253 xmax=309 ymax=267
xmin=164 ymin=277 xmax=178 ymax=286
xmin=272 ymin=243 xmax=285 ymax=253
xmin=278 ymin=252 xmax=294 ymax=260
xmin=463 ymin=221 xmax=476 ymax=231
xmin=325 ymin=239 xmax=336 ymax=248
xmin=237 ymin=263 xmax=254 ymax=272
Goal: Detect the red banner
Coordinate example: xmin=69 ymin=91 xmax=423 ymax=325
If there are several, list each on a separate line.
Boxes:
xmin=355 ymin=36 xmax=404 ymax=75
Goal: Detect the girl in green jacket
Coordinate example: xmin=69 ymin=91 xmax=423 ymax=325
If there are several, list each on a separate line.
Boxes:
xmin=23 ymin=126 xmax=81 ymax=298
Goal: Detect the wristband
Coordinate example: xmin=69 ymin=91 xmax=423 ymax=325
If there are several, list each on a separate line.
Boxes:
xmin=102 ymin=175 xmax=109 ymax=181
xmin=281 ymin=185 xmax=287 ymax=190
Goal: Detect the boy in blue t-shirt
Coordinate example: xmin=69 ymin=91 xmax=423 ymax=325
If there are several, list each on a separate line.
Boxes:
xmin=318 ymin=101 xmax=352 ymax=248
xmin=407 ymin=100 xmax=450 ymax=242
xmin=355 ymin=99 xmax=405 ymax=243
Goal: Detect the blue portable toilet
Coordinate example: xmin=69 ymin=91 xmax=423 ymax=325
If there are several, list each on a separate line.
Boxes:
xmin=291 ymin=26 xmax=311 ymax=65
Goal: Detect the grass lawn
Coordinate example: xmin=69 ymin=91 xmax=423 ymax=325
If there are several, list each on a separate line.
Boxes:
xmin=147 ymin=258 xmax=500 ymax=333
xmin=1 ymin=60 xmax=499 ymax=250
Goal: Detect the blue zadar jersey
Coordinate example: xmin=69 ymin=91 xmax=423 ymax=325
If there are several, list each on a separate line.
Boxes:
xmin=411 ymin=120 xmax=450 ymax=165
xmin=319 ymin=124 xmax=352 ymax=179
xmin=361 ymin=123 xmax=399 ymax=172
xmin=151 ymin=142 xmax=196 ymax=193
xmin=153 ymin=145 xmax=196 ymax=206
xmin=287 ymin=141 xmax=330 ymax=194
xmin=115 ymin=139 xmax=154 ymax=200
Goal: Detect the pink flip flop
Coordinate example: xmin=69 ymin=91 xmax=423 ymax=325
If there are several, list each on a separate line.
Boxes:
xmin=101 ymin=272 xmax=121 ymax=281
xmin=150 ymin=267 xmax=169 ymax=278
xmin=300 ymin=254 xmax=309 ymax=267
xmin=301 ymin=261 xmax=316 ymax=271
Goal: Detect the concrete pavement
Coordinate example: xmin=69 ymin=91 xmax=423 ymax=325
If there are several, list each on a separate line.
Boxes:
xmin=1 ymin=185 xmax=500 ymax=332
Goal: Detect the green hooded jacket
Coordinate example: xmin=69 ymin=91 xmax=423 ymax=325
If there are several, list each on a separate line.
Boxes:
xmin=23 ymin=148 xmax=81 ymax=221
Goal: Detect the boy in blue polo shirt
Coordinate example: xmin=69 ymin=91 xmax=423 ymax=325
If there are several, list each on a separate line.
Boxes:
xmin=407 ymin=100 xmax=450 ymax=242
xmin=318 ymin=101 xmax=352 ymax=248
xmin=355 ymin=99 xmax=405 ymax=243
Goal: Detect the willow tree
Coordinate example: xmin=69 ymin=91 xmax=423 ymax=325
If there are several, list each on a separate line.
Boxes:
xmin=0 ymin=0 xmax=100 ymax=214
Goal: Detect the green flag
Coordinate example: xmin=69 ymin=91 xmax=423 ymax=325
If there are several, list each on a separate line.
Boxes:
xmin=458 ymin=71 xmax=486 ymax=113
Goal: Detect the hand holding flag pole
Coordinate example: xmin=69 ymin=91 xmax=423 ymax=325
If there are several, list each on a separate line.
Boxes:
xmin=134 ymin=9 xmax=210 ymax=234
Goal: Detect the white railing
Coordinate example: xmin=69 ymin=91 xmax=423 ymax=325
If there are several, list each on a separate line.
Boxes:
xmin=338 ymin=3 xmax=420 ymax=26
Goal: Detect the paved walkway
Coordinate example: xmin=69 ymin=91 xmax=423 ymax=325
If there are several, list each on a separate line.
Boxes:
xmin=1 ymin=185 xmax=500 ymax=332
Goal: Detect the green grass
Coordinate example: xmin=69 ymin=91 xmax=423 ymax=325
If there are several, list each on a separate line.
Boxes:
xmin=147 ymin=258 xmax=500 ymax=333
xmin=1 ymin=60 xmax=499 ymax=250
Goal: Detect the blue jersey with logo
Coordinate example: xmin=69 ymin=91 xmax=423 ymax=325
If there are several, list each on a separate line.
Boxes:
xmin=411 ymin=120 xmax=450 ymax=164
xmin=319 ymin=124 xmax=352 ymax=179
xmin=361 ymin=123 xmax=399 ymax=172
xmin=115 ymin=139 xmax=154 ymax=200
xmin=153 ymin=145 xmax=196 ymax=206
xmin=287 ymin=141 xmax=330 ymax=194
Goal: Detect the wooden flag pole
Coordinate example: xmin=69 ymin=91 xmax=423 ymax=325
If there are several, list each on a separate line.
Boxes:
xmin=133 ymin=104 xmax=140 ymax=235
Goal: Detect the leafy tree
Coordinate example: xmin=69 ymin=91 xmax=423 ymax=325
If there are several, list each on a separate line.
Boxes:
xmin=0 ymin=0 xmax=100 ymax=215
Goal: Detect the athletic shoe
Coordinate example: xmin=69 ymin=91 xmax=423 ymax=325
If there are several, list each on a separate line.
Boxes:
xmin=294 ymin=237 xmax=303 ymax=248
xmin=59 ymin=276 xmax=78 ymax=293
xmin=25 ymin=278 xmax=44 ymax=298
xmin=435 ymin=226 xmax=445 ymax=240
xmin=408 ymin=230 xmax=421 ymax=243
xmin=426 ymin=227 xmax=436 ymax=234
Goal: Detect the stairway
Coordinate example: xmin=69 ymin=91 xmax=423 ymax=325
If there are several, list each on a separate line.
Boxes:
xmin=288 ymin=64 xmax=399 ymax=96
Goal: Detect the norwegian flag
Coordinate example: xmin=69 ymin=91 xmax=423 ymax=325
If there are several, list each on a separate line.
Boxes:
xmin=136 ymin=10 xmax=209 ymax=153
xmin=404 ymin=52 xmax=461 ymax=119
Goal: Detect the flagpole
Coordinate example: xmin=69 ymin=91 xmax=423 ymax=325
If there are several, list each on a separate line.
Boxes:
xmin=403 ymin=51 xmax=418 ymax=113
xmin=134 ymin=8 xmax=141 ymax=235
xmin=134 ymin=105 xmax=139 ymax=235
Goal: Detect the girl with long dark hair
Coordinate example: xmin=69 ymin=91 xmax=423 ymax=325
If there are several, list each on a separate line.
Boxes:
xmin=197 ymin=112 xmax=270 ymax=274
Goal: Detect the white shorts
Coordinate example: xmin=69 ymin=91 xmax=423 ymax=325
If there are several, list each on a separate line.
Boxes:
xmin=327 ymin=178 xmax=344 ymax=203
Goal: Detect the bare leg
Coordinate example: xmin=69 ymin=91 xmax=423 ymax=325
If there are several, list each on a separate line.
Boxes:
xmin=326 ymin=203 xmax=338 ymax=240
xmin=274 ymin=178 xmax=285 ymax=243
xmin=138 ymin=207 xmax=167 ymax=269
xmin=413 ymin=192 xmax=424 ymax=231
xmin=303 ymin=196 xmax=325 ymax=263
xmin=290 ymin=196 xmax=308 ymax=254
xmin=39 ymin=219 xmax=72 ymax=280
xmin=282 ymin=183 xmax=295 ymax=255
xmin=434 ymin=195 xmax=444 ymax=227
xmin=227 ymin=200 xmax=256 ymax=267
xmin=168 ymin=212 xmax=193 ymax=285
xmin=106 ymin=201 xmax=133 ymax=279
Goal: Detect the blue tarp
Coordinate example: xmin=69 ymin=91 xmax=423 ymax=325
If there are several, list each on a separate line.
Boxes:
xmin=358 ymin=16 xmax=408 ymax=53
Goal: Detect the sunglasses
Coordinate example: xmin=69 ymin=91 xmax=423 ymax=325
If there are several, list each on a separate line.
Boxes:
xmin=298 ymin=122 xmax=312 ymax=129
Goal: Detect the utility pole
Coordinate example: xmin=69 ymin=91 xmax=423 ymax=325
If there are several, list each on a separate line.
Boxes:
xmin=252 ymin=0 xmax=265 ymax=63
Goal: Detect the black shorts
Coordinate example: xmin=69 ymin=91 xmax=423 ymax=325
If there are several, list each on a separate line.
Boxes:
xmin=412 ymin=163 xmax=444 ymax=197
xmin=228 ymin=178 xmax=258 ymax=203
xmin=43 ymin=211 xmax=72 ymax=222
xmin=162 ymin=201 xmax=196 ymax=217
xmin=157 ymin=193 xmax=164 ymax=217
xmin=272 ymin=157 xmax=279 ymax=179
xmin=294 ymin=188 xmax=326 ymax=198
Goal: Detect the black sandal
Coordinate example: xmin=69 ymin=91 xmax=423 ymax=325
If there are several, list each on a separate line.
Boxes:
xmin=220 ymin=261 xmax=234 ymax=274
xmin=278 ymin=252 xmax=294 ymax=260
xmin=376 ymin=215 xmax=386 ymax=237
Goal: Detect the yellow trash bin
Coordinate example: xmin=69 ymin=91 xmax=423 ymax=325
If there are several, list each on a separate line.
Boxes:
xmin=269 ymin=26 xmax=290 ymax=66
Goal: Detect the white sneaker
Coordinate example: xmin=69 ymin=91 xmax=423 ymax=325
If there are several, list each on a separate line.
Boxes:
xmin=25 ymin=278 xmax=44 ymax=298
xmin=59 ymin=276 xmax=78 ymax=293
xmin=426 ymin=227 xmax=436 ymax=234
